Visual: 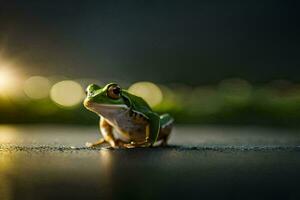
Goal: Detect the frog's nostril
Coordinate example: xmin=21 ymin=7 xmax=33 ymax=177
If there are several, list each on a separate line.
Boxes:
xmin=88 ymin=91 xmax=94 ymax=97
xmin=87 ymin=84 xmax=101 ymax=91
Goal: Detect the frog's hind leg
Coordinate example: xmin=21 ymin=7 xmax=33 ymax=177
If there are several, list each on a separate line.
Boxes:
xmin=158 ymin=114 xmax=174 ymax=146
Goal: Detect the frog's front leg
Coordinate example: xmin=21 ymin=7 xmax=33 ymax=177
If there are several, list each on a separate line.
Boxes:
xmin=86 ymin=118 xmax=121 ymax=148
xmin=99 ymin=118 xmax=124 ymax=148
xmin=85 ymin=138 xmax=106 ymax=147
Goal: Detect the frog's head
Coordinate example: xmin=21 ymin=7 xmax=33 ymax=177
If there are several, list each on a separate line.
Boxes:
xmin=83 ymin=83 xmax=129 ymax=117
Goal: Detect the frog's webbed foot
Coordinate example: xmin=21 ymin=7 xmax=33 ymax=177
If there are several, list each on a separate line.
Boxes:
xmin=85 ymin=138 xmax=107 ymax=148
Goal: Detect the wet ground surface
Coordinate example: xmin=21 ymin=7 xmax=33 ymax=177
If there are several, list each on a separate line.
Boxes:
xmin=0 ymin=125 xmax=300 ymax=200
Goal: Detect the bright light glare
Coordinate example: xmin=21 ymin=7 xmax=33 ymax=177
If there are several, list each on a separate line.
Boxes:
xmin=128 ymin=81 xmax=163 ymax=107
xmin=50 ymin=80 xmax=85 ymax=107
xmin=24 ymin=76 xmax=51 ymax=99
xmin=0 ymin=67 xmax=15 ymax=93
xmin=0 ymin=125 xmax=18 ymax=144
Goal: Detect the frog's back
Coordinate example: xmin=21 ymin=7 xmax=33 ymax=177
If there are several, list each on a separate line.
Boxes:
xmin=122 ymin=90 xmax=152 ymax=114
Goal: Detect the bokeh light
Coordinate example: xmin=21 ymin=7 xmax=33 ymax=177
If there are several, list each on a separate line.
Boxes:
xmin=24 ymin=76 xmax=51 ymax=99
xmin=0 ymin=67 xmax=16 ymax=94
xmin=128 ymin=81 xmax=163 ymax=107
xmin=50 ymin=80 xmax=85 ymax=107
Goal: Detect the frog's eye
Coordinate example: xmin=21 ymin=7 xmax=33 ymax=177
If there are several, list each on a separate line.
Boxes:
xmin=107 ymin=84 xmax=121 ymax=99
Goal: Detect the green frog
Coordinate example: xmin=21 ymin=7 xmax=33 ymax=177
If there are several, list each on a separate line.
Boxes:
xmin=83 ymin=83 xmax=173 ymax=148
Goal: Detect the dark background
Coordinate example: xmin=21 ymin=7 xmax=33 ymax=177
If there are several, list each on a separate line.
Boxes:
xmin=1 ymin=0 xmax=299 ymax=84
xmin=1 ymin=3 xmax=300 ymax=200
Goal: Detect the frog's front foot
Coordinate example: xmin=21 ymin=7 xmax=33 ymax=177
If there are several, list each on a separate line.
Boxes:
xmin=85 ymin=138 xmax=106 ymax=148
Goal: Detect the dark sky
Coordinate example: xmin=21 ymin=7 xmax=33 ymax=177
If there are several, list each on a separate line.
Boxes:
xmin=0 ymin=0 xmax=299 ymax=84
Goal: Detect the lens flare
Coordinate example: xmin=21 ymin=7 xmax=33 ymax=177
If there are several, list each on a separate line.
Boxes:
xmin=0 ymin=67 xmax=15 ymax=94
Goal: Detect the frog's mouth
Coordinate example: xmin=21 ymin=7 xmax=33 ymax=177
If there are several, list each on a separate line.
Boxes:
xmin=84 ymin=99 xmax=128 ymax=115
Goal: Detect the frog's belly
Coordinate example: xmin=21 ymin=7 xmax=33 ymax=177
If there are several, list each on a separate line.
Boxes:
xmin=111 ymin=112 xmax=149 ymax=142
xmin=116 ymin=123 xmax=148 ymax=142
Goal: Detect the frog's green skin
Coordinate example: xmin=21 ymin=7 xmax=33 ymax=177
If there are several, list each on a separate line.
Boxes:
xmin=83 ymin=83 xmax=174 ymax=148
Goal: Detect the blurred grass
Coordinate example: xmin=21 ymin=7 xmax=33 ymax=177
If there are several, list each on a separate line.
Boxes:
xmin=2 ymin=78 xmax=300 ymax=127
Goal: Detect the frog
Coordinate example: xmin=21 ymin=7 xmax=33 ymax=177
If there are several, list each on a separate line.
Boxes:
xmin=83 ymin=83 xmax=174 ymax=148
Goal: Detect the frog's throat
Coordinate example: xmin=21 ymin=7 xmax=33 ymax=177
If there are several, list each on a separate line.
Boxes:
xmin=84 ymin=101 xmax=129 ymax=116
xmin=84 ymin=101 xmax=150 ymax=122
